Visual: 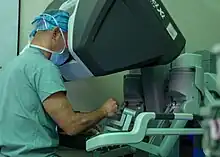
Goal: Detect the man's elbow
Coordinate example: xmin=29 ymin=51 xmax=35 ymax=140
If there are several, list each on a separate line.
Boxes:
xmin=62 ymin=118 xmax=89 ymax=136
xmin=63 ymin=127 xmax=78 ymax=136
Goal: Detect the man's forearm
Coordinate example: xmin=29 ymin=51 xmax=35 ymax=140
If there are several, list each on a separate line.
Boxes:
xmin=43 ymin=92 xmax=110 ymax=136
xmin=66 ymin=108 xmax=106 ymax=135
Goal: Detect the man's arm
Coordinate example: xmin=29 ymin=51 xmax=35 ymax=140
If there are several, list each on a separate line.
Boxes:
xmin=43 ymin=91 xmax=117 ymax=135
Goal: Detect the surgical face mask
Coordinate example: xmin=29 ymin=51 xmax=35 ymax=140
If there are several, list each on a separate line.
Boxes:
xmin=50 ymin=50 xmax=70 ymax=66
xmin=22 ymin=43 xmax=69 ymax=66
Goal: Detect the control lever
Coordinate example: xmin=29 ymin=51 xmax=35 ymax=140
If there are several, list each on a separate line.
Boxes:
xmin=86 ymin=112 xmax=155 ymax=151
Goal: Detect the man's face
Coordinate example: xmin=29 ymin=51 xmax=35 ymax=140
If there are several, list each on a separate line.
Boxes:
xmin=57 ymin=31 xmax=68 ymax=51
xmin=64 ymin=32 xmax=68 ymax=48
xmin=52 ymin=27 xmax=68 ymax=52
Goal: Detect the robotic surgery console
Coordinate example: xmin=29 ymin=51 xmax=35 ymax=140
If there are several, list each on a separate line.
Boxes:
xmin=47 ymin=0 xmax=220 ymax=157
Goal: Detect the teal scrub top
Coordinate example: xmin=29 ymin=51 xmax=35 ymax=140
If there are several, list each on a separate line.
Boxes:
xmin=0 ymin=46 xmax=66 ymax=157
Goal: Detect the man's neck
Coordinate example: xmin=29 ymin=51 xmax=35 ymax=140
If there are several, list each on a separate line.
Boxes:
xmin=31 ymin=35 xmax=52 ymax=59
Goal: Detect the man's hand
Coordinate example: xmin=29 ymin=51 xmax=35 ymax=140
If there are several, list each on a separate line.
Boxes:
xmin=100 ymin=98 xmax=118 ymax=117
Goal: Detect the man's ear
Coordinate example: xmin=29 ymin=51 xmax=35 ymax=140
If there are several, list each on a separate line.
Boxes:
xmin=52 ymin=27 xmax=61 ymax=40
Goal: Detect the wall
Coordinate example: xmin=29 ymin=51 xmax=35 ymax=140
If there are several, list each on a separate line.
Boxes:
xmin=19 ymin=0 xmax=53 ymax=52
xmin=20 ymin=0 xmax=220 ymax=111
xmin=0 ymin=0 xmax=19 ymax=69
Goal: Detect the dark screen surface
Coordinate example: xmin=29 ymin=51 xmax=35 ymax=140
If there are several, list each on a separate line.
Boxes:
xmin=72 ymin=0 xmax=186 ymax=76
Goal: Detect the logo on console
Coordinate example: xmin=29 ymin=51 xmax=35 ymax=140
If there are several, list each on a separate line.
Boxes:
xmin=149 ymin=0 xmax=165 ymax=19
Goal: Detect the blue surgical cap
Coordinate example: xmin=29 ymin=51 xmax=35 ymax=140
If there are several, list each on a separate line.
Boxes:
xmin=30 ymin=10 xmax=70 ymax=37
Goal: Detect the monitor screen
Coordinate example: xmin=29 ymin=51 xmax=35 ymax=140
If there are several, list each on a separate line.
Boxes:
xmin=69 ymin=0 xmax=185 ymax=76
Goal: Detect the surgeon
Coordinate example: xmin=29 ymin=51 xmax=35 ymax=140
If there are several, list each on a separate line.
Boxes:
xmin=0 ymin=9 xmax=118 ymax=157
